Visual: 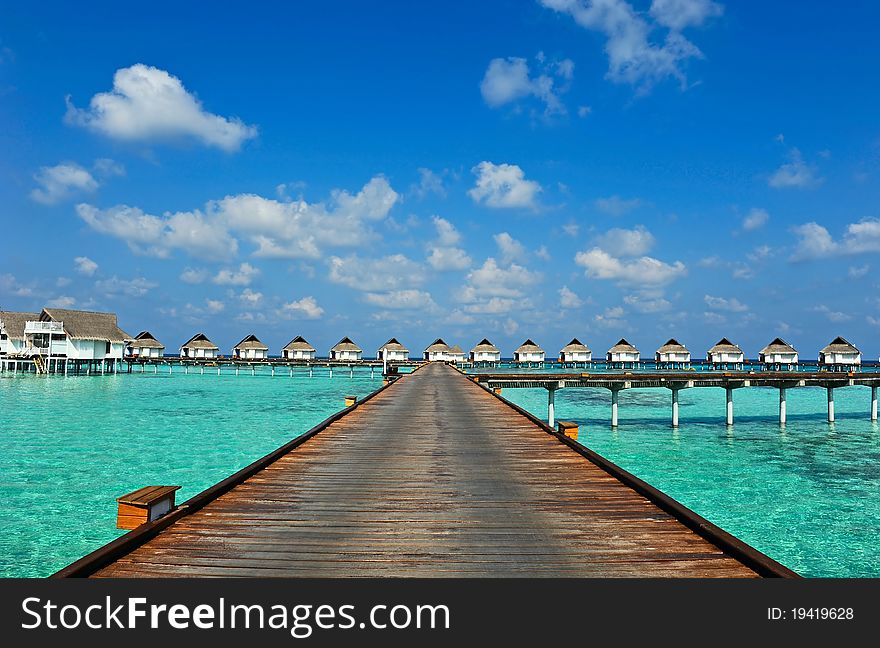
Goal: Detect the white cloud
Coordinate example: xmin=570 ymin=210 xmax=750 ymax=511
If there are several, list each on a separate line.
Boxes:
xmin=65 ymin=64 xmax=257 ymax=151
xmin=742 ymin=207 xmax=769 ymax=231
xmin=535 ymin=245 xmax=551 ymax=261
xmin=769 ymin=148 xmax=822 ymax=189
xmin=179 ymin=267 xmax=208 ymax=284
xmin=594 ymin=305 xmax=626 ymax=327
xmin=575 ymin=248 xmax=686 ymax=286
xmin=595 ymin=195 xmax=642 ymax=216
xmin=30 ymin=163 xmax=98 ymax=204
xmin=213 ymin=262 xmax=260 ymax=286
xmin=205 ymin=299 xmax=225 ymax=314
xmin=747 ymin=245 xmax=772 ymax=262
xmin=0 ymin=274 xmax=35 ymax=297
xmin=427 ymin=246 xmax=472 ymax=271
xmin=594 ymin=225 xmax=654 ymax=256
xmin=623 ymin=293 xmax=671 ymax=313
xmin=849 ymin=264 xmax=870 ymax=279
xmin=432 ymin=216 xmax=461 ymax=246
xmin=93 ymin=158 xmax=126 ymax=177
xmin=47 ymin=296 xmax=76 ymax=308
xmin=494 ymin=232 xmax=527 ymax=264
xmin=363 ymin=290 xmax=437 ymax=311
xmin=77 ymin=176 xmax=398 ymax=262
xmin=480 ymin=55 xmax=573 ymax=116
xmin=503 ymin=318 xmax=520 ymax=335
xmin=94 ymin=275 xmax=157 ymax=297
xmin=412 ymin=168 xmax=446 ymax=199
xmin=463 ymin=258 xmax=542 ymax=300
xmin=278 ymin=296 xmax=323 ymax=320
xmin=562 ymin=223 xmax=580 ymax=237
xmin=73 ymin=256 xmax=98 ymax=276
xmin=328 ymin=254 xmax=426 ymax=291
xmin=559 ymin=285 xmax=583 ymax=308
xmin=464 ymin=297 xmax=519 ymax=315
xmin=704 ymin=294 xmax=748 ymax=312
xmin=469 ymin=161 xmax=542 ymax=209
xmin=577 ymin=105 xmax=592 ymax=117
xmin=539 ymin=0 xmax=713 ymax=92
xmin=649 ymin=0 xmax=723 ymax=31
xmin=791 ymin=219 xmax=880 ymax=261
xmin=238 ymin=288 xmax=263 ymax=306
xmin=813 ymin=305 xmax=851 ymax=323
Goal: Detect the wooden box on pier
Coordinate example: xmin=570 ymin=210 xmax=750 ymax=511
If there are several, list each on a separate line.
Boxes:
xmin=116 ymin=485 xmax=180 ymax=530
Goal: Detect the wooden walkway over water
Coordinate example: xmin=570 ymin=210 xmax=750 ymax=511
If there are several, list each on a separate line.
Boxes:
xmin=57 ymin=363 xmax=795 ymax=578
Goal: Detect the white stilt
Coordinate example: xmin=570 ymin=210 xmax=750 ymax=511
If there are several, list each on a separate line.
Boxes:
xmin=611 ymin=389 xmax=619 ymax=427
xmin=726 ymin=387 xmax=734 ymax=426
xmin=200 ymin=367 xmax=204 ymax=375
xmin=779 ymin=388 xmax=787 ymax=424
xmin=671 ymin=388 xmax=679 ymax=427
xmin=872 ymin=386 xmax=878 ymax=421
xmin=548 ymin=388 xmax=556 ymax=428
xmin=827 ymin=387 xmax=835 ymax=423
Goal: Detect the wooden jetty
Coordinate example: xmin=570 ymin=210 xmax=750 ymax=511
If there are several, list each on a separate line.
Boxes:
xmin=55 ymin=363 xmax=795 ymax=578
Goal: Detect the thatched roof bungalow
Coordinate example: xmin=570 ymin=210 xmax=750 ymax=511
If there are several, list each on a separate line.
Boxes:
xmin=0 ymin=311 xmax=39 ymax=355
xmin=818 ymin=336 xmax=861 ymax=367
xmin=378 ymin=337 xmax=409 ymax=361
xmin=38 ymin=308 xmax=130 ymax=360
xmin=559 ymin=338 xmax=591 ymax=363
xmin=655 ymin=339 xmax=691 ymax=366
xmin=233 ymin=334 xmax=269 ymax=360
xmin=128 ymin=331 xmax=165 ymax=358
xmin=514 ymin=339 xmax=545 ymax=363
xmin=448 ymin=344 xmax=466 ymax=363
xmin=282 ymin=336 xmax=316 ymax=360
xmin=759 ymin=338 xmax=798 ymax=366
xmin=470 ymin=338 xmax=501 ymax=363
xmin=606 ymin=338 xmax=640 ymax=365
xmin=180 ymin=333 xmax=220 ymax=359
xmin=707 ymin=338 xmax=744 ymax=365
xmin=330 ymin=336 xmax=362 ymax=361
xmin=424 ymin=338 xmax=451 ymax=361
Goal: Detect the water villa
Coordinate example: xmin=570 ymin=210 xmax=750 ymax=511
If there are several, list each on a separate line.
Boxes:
xmin=424 ymin=338 xmax=451 ymax=362
xmin=377 ymin=338 xmax=409 ymax=362
xmin=819 ymin=336 xmax=861 ymax=370
xmin=606 ymin=338 xmax=640 ymax=368
xmin=655 ymin=339 xmax=691 ymax=369
xmin=0 ymin=311 xmax=39 ymax=356
xmin=282 ymin=336 xmax=316 ymax=360
xmin=128 ymin=331 xmax=165 ymax=358
xmin=707 ymin=338 xmax=744 ymax=369
xmin=559 ymin=338 xmax=591 ymax=364
xmin=448 ymin=344 xmax=466 ymax=364
xmin=180 ymin=333 xmax=219 ymax=359
xmin=759 ymin=337 xmax=798 ymax=370
xmin=514 ymin=339 xmax=545 ymax=364
xmin=232 ymin=334 xmax=269 ymax=360
xmin=470 ymin=338 xmax=501 ymax=365
xmin=330 ymin=337 xmax=362 ymax=361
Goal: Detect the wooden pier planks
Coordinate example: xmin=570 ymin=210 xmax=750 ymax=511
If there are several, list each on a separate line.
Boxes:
xmin=91 ymin=363 xmax=768 ymax=577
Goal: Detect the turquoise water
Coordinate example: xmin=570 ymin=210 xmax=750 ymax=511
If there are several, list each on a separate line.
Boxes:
xmin=499 ymin=384 xmax=880 ymax=577
xmin=0 ymin=368 xmax=380 ymax=577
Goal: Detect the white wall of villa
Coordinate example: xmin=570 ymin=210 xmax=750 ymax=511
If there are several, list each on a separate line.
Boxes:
xmin=820 ymin=352 xmax=860 ymax=365
xmin=425 ymin=350 xmax=449 ymax=362
xmin=379 ymin=349 xmax=408 ymax=361
xmin=709 ymin=351 xmax=744 ymax=364
xmin=448 ymin=352 xmax=465 ymax=363
xmin=131 ymin=345 xmax=164 ymax=358
xmin=182 ymin=347 xmax=218 ymax=359
xmin=657 ymin=351 xmax=690 ymax=363
xmin=515 ymin=351 xmax=545 ymax=362
xmin=332 ymin=350 xmax=361 ymax=361
xmin=472 ymin=351 xmax=501 ymax=362
xmin=763 ymin=352 xmax=798 ymax=364
xmin=283 ymin=349 xmax=316 ymax=360
xmin=235 ymin=348 xmax=268 ymax=360
xmin=609 ymin=351 xmax=639 ymax=363
xmin=561 ymin=350 xmax=591 ymax=362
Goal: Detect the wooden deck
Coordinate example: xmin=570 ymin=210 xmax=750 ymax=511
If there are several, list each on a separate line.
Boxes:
xmin=69 ymin=363 xmax=792 ymax=577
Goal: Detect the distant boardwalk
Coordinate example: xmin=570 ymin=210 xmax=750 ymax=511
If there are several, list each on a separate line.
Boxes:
xmin=60 ymin=363 xmax=792 ymax=578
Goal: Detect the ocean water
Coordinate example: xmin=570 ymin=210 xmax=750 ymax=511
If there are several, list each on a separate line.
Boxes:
xmin=498 ymin=382 xmax=880 ymax=577
xmin=0 ymin=367 xmax=380 ymax=577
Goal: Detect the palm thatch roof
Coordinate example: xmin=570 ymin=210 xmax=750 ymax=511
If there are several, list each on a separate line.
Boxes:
xmin=132 ymin=331 xmax=165 ymax=349
xmin=379 ymin=337 xmax=409 ymax=352
xmin=760 ymin=337 xmax=797 ymax=355
xmin=471 ymin=338 xmax=500 ymax=354
xmin=608 ymin=338 xmax=639 ymax=354
xmin=425 ymin=338 xmax=450 ymax=353
xmin=41 ymin=308 xmax=130 ymax=342
xmin=448 ymin=344 xmax=465 ymax=356
xmin=331 ymin=336 xmax=362 ymax=353
xmin=515 ymin=339 xmax=544 ymax=354
xmin=181 ymin=333 xmax=219 ymax=350
xmin=560 ymin=338 xmax=591 ymax=353
xmin=0 ymin=311 xmax=39 ymax=340
xmin=820 ymin=336 xmax=860 ymax=355
xmin=234 ymin=334 xmax=268 ymax=351
xmin=656 ymin=338 xmax=690 ymax=355
xmin=283 ymin=335 xmax=315 ymax=352
xmin=708 ymin=337 xmax=743 ymax=355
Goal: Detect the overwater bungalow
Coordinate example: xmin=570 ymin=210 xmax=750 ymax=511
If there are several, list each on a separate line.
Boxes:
xmin=759 ymin=337 xmax=798 ymax=369
xmin=559 ymin=338 xmax=591 ymax=364
xmin=377 ymin=338 xmax=409 ymax=362
xmin=128 ymin=331 xmax=165 ymax=358
xmin=470 ymin=338 xmax=501 ymax=364
xmin=706 ymin=338 xmax=744 ymax=369
xmin=818 ymin=336 xmax=861 ymax=369
xmin=514 ymin=339 xmax=545 ymax=363
xmin=330 ymin=337 xmax=362 ymax=361
xmin=232 ymin=334 xmax=269 ymax=360
xmin=282 ymin=335 xmax=316 ymax=360
xmin=0 ymin=311 xmax=39 ymax=356
xmin=655 ymin=339 xmax=691 ymax=369
xmin=424 ymin=338 xmax=451 ymax=362
xmin=180 ymin=333 xmax=220 ymax=359
xmin=606 ymin=338 xmax=640 ymax=368
xmin=33 ymin=308 xmax=130 ymax=361
xmin=448 ymin=344 xmax=466 ymax=363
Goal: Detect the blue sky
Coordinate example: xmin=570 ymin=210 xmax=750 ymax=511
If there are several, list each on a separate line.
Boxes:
xmin=2 ymin=0 xmax=880 ymax=358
